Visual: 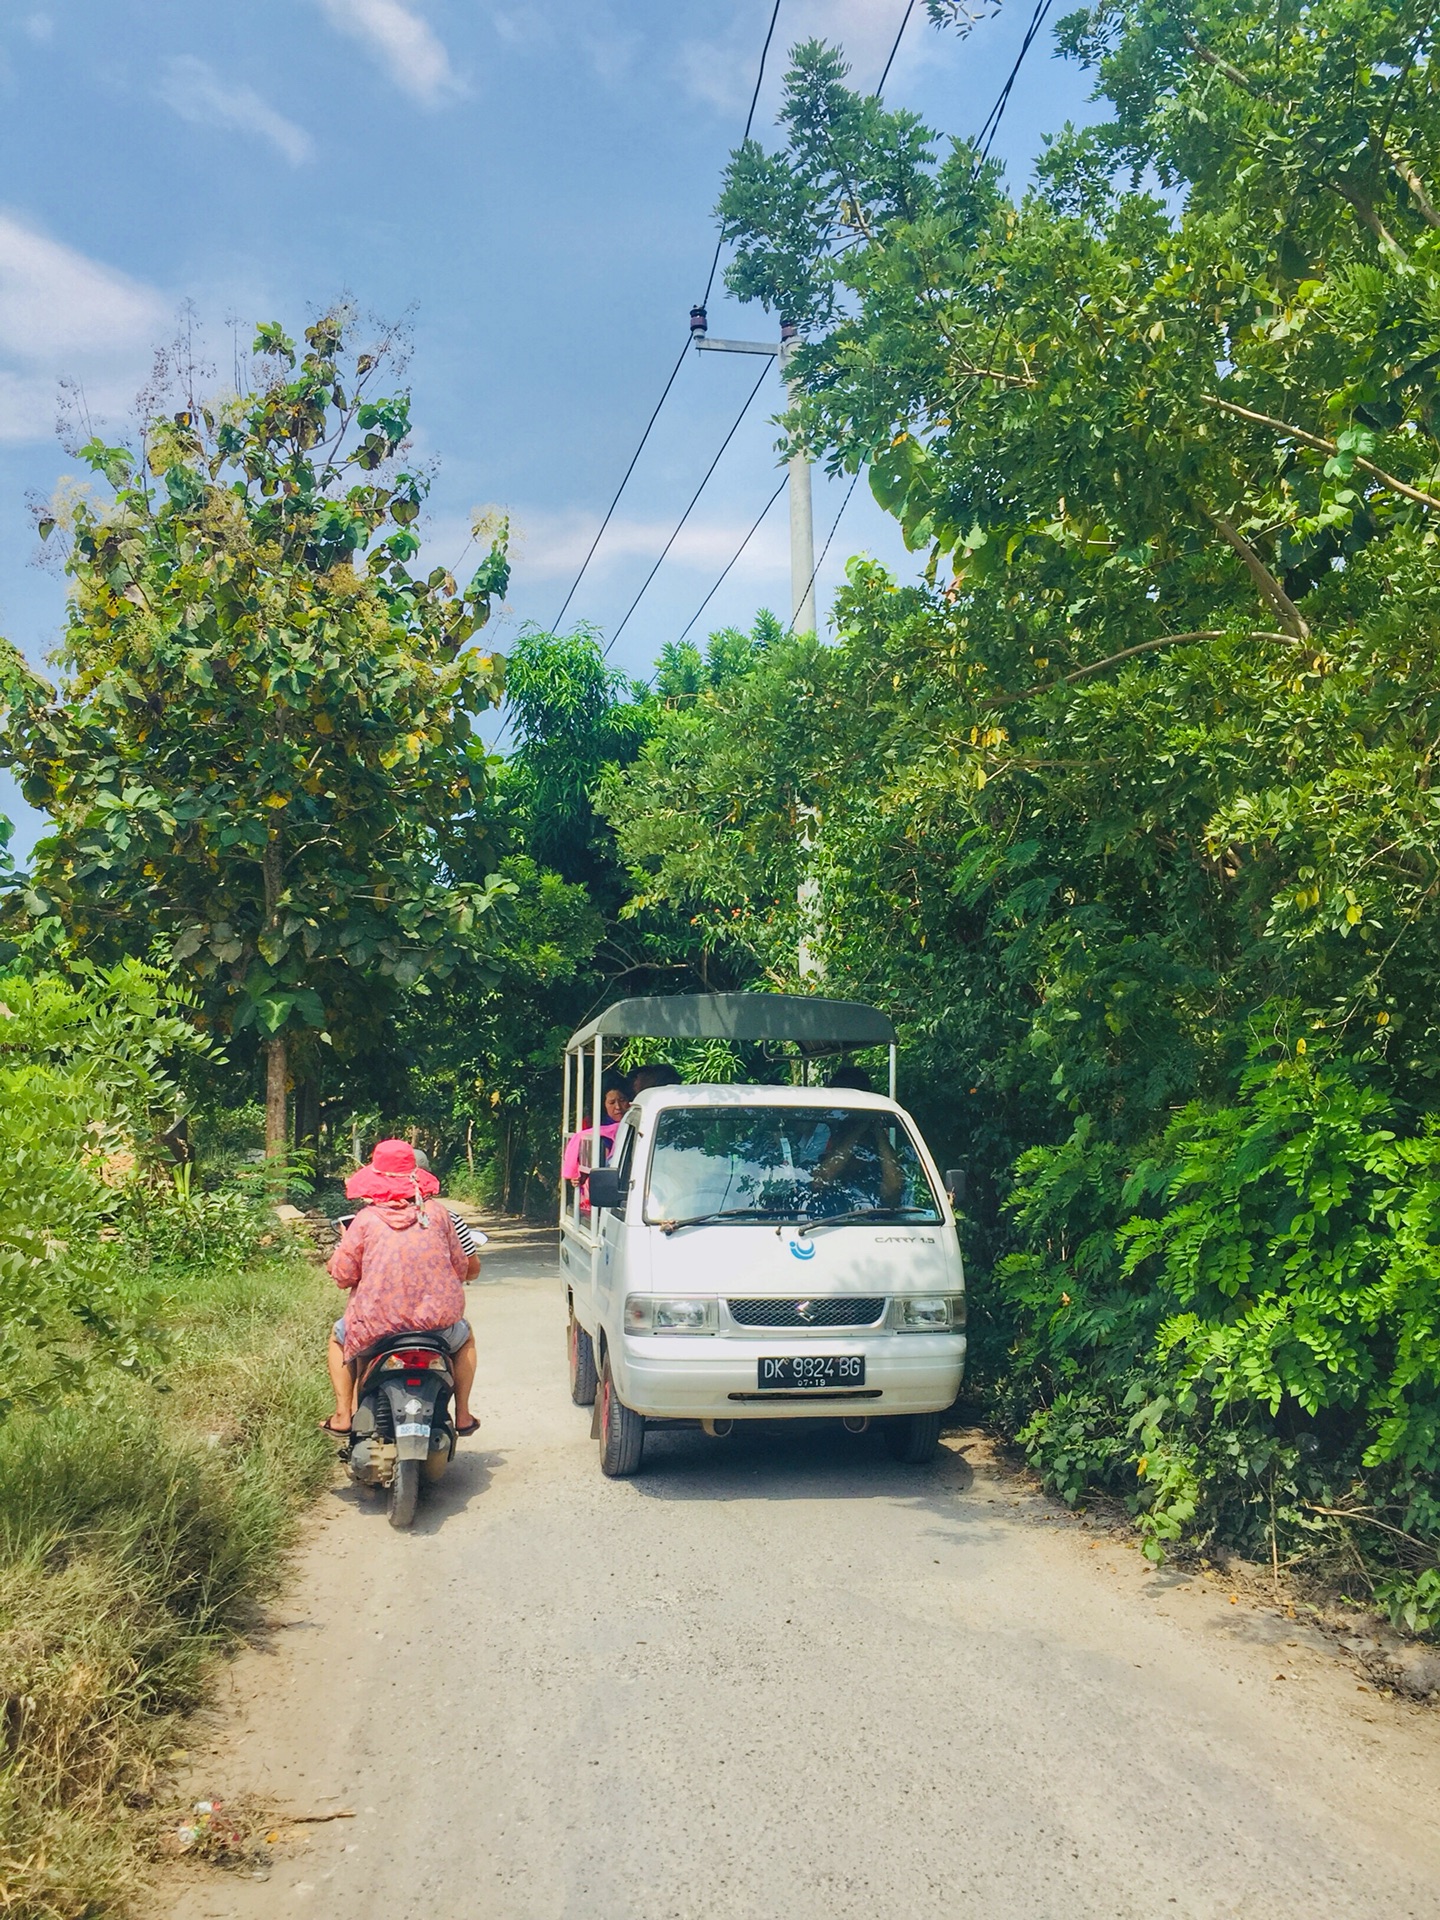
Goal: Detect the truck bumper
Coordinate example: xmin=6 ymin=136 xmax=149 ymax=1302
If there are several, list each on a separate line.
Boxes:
xmin=614 ymin=1332 xmax=965 ymax=1420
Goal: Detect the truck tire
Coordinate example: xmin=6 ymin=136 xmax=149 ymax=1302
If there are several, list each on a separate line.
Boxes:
xmin=568 ymin=1308 xmax=598 ymax=1407
xmin=388 ymin=1456 xmax=421 ymax=1527
xmin=884 ymin=1411 xmax=942 ymax=1464
xmin=598 ymin=1356 xmax=645 ymax=1478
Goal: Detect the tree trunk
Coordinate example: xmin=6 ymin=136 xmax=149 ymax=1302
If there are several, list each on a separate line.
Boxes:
xmin=265 ymin=1033 xmax=288 ymax=1164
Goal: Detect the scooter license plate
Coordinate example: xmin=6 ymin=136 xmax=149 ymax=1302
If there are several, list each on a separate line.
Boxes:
xmin=757 ymin=1356 xmax=865 ymax=1389
xmin=395 ymin=1421 xmax=431 ymax=1438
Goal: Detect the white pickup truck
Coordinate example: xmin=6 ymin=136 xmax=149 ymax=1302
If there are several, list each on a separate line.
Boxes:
xmin=559 ymin=994 xmax=965 ymax=1477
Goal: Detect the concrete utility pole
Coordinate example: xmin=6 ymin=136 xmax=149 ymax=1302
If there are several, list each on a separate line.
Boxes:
xmin=689 ymin=307 xmax=816 ymax=636
xmin=690 ymin=305 xmax=822 ymax=978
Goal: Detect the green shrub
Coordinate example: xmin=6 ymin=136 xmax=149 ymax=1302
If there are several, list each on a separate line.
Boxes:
xmin=0 ymin=1253 xmax=333 ymax=1919
xmin=991 ymin=1036 xmax=1440 ymax=1629
xmin=0 ymin=962 xmax=209 ymax=1415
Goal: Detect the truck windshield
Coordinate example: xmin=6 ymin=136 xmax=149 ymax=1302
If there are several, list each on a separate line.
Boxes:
xmin=643 ymin=1106 xmax=941 ymax=1226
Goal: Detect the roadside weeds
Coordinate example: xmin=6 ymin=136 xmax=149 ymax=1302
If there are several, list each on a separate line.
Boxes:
xmin=0 ymin=1249 xmax=334 ymax=1920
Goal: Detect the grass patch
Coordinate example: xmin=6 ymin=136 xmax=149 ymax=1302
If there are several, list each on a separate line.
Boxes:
xmin=0 ymin=1250 xmax=334 ymax=1919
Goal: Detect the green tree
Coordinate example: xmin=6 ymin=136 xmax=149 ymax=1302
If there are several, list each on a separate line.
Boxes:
xmin=0 ymin=313 xmax=511 ymax=1156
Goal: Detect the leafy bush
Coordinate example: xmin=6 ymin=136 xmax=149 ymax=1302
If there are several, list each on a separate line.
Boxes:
xmin=0 ymin=963 xmax=209 ymax=1415
xmin=993 ymin=1034 xmax=1440 ymax=1628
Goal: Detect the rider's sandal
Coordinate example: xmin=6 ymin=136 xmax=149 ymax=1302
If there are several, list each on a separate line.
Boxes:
xmin=319 ymin=1416 xmax=353 ymax=1435
xmin=455 ymin=1417 xmax=481 ymax=1437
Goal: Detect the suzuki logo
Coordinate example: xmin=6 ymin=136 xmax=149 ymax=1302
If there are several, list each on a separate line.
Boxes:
xmin=788 ymin=1240 xmax=816 ymax=1261
xmin=795 ymin=1299 xmax=818 ymax=1321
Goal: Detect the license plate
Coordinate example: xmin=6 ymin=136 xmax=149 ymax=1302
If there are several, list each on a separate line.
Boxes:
xmin=757 ymin=1356 xmax=866 ymax=1390
xmin=395 ymin=1421 xmax=430 ymax=1437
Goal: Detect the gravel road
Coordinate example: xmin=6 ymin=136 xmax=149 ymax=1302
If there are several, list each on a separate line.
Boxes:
xmin=165 ymin=1228 xmax=1440 ymax=1920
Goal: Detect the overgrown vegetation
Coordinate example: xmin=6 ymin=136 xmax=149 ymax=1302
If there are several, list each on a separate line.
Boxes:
xmin=0 ymin=1249 xmax=332 ymax=1920
xmin=590 ymin=0 xmax=1440 ymax=1623
xmin=4 ymin=20 xmax=1440 ymax=1910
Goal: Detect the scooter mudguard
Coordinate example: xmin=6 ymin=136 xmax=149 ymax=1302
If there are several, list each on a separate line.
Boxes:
xmin=382 ymin=1377 xmax=445 ymax=1461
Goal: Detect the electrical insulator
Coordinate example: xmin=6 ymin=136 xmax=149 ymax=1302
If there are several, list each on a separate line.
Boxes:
xmin=780 ymin=319 xmax=799 ymax=342
xmin=689 ymin=305 xmax=708 ymax=337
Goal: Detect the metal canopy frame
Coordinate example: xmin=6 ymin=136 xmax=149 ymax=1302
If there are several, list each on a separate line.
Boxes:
xmin=560 ymin=996 xmax=900 ymax=1249
xmin=565 ymin=992 xmax=896 ymax=1056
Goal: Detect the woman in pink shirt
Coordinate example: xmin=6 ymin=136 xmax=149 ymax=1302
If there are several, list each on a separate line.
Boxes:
xmin=562 ymin=1075 xmax=631 ymax=1206
xmin=323 ymin=1140 xmax=479 ymax=1436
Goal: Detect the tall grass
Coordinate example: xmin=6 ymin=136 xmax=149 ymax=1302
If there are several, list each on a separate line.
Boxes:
xmin=0 ymin=1251 xmax=334 ymax=1919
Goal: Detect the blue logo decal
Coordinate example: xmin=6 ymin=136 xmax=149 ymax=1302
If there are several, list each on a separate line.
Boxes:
xmin=788 ymin=1239 xmax=816 ymax=1261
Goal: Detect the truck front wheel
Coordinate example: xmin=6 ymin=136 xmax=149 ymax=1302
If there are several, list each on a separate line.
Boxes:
xmin=883 ymin=1411 xmax=942 ymax=1464
xmin=598 ymin=1357 xmax=645 ymax=1477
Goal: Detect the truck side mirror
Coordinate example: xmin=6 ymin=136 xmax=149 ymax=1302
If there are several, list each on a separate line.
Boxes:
xmin=587 ymin=1167 xmax=625 ymax=1211
xmin=945 ymin=1168 xmax=967 ymax=1207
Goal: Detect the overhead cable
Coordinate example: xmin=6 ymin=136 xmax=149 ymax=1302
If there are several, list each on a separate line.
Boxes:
xmin=548 ymin=336 xmax=691 ymax=633
xmin=672 ymin=474 xmax=788 ymax=651
xmin=976 ymin=0 xmax=1055 ymax=159
xmin=604 ymin=358 xmax=774 ymax=656
xmin=549 ymin=0 xmax=786 ymax=635
xmin=877 ymin=0 xmax=917 ymax=95
xmin=701 ymin=0 xmax=786 ymax=309
xmin=785 ymin=469 xmax=861 ymax=637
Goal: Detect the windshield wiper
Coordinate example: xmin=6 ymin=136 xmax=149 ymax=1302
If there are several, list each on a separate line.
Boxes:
xmin=656 ymin=1208 xmax=787 ymax=1236
xmin=795 ymin=1207 xmax=938 ymax=1238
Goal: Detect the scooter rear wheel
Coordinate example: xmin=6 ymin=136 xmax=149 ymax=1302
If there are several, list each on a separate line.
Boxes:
xmin=388 ymin=1457 xmax=420 ymax=1527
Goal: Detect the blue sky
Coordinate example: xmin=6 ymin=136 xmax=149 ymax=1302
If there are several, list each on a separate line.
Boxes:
xmin=0 ymin=0 xmax=1098 ymax=858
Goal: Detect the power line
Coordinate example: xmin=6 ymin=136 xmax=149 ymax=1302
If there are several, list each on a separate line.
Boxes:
xmin=877 ymin=0 xmax=917 ymax=95
xmin=548 ymin=335 xmax=691 ymax=633
xmin=549 ymin=0 xmax=786 ymax=636
xmin=785 ymin=469 xmax=861 ymax=636
xmin=976 ymin=0 xmax=1055 ymax=160
xmin=604 ymin=357 xmax=774 ymax=656
xmin=672 ymin=474 xmax=788 ymax=651
xmin=702 ymin=0 xmax=785 ymax=308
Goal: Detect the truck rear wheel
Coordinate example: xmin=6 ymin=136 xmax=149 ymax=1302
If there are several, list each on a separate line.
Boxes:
xmin=568 ymin=1308 xmax=598 ymax=1407
xmin=597 ymin=1357 xmax=645 ymax=1478
xmin=883 ymin=1411 xmax=942 ymax=1464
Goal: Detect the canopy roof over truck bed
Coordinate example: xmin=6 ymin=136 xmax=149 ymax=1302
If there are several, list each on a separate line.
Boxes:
xmin=566 ymin=993 xmax=895 ymax=1056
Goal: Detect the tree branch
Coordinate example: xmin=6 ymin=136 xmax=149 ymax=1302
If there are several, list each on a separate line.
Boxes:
xmin=946 ymin=352 xmax=1039 ymax=391
xmin=1386 ymin=148 xmax=1440 ymax=228
xmin=990 ymin=629 xmax=1304 ymax=703
xmin=1328 ymin=179 xmax=1407 ymax=257
xmin=1204 ymin=510 xmax=1311 ymax=639
xmin=1188 ymin=37 xmax=1265 ymax=97
xmin=1203 ymin=393 xmax=1440 ymax=511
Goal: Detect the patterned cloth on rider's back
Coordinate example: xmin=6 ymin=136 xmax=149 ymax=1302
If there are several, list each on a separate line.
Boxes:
xmin=328 ymin=1198 xmax=469 ymax=1361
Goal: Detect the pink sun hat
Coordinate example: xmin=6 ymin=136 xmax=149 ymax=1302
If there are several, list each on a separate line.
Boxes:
xmin=345 ymin=1138 xmax=441 ymax=1201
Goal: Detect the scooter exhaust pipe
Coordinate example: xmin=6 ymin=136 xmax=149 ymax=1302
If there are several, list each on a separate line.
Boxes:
xmin=842 ymin=1415 xmax=870 ymax=1434
xmin=702 ymin=1418 xmax=734 ymax=1438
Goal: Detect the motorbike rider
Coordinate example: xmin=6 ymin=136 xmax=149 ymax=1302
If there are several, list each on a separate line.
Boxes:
xmin=323 ymin=1139 xmax=479 ymax=1437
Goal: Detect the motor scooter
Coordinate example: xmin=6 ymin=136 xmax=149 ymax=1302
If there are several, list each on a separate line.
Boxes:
xmin=342 ymin=1330 xmax=457 ymax=1528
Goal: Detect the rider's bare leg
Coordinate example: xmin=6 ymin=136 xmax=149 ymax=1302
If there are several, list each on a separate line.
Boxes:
xmin=452 ymin=1335 xmax=477 ymax=1430
xmin=326 ymin=1335 xmax=354 ymax=1431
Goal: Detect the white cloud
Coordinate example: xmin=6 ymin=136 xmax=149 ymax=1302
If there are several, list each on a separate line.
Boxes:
xmin=158 ymin=57 xmax=314 ymax=165
xmin=314 ymin=0 xmax=461 ymax=106
xmin=22 ymin=13 xmax=54 ymax=45
xmin=0 ymin=211 xmax=166 ymax=362
xmin=0 ymin=211 xmax=168 ymax=444
xmin=461 ymin=507 xmax=791 ymax=582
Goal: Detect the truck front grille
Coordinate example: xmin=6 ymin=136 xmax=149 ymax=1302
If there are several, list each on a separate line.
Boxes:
xmin=728 ymin=1297 xmax=886 ymax=1329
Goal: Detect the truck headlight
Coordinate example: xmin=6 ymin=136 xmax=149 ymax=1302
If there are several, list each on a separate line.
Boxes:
xmin=891 ymin=1294 xmax=967 ymax=1331
xmin=625 ymin=1295 xmax=718 ymax=1334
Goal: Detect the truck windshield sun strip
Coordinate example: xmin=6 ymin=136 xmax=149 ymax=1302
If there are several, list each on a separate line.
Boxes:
xmin=795 ymin=1206 xmax=939 ymax=1237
